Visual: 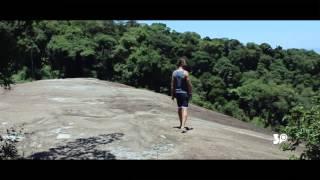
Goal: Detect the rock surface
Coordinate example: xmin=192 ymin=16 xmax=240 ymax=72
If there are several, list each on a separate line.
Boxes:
xmin=0 ymin=78 xmax=294 ymax=159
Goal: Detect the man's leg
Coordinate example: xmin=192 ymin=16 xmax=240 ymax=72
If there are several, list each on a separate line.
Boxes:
xmin=181 ymin=107 xmax=188 ymax=128
xmin=176 ymin=93 xmax=183 ymax=128
xmin=178 ymin=108 xmax=183 ymax=128
xmin=181 ymin=93 xmax=189 ymax=129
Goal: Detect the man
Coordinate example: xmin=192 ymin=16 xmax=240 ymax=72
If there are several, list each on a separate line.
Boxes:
xmin=171 ymin=57 xmax=193 ymax=132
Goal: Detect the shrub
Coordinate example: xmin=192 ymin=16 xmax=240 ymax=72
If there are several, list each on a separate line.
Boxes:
xmin=222 ymin=101 xmax=248 ymax=122
xmin=40 ymin=65 xmax=60 ymax=79
xmin=251 ymin=117 xmax=265 ymax=128
xmin=281 ymin=97 xmax=320 ymax=160
xmin=0 ymin=73 xmax=14 ymax=89
xmin=0 ymin=127 xmax=24 ymax=160
xmin=12 ymin=66 xmax=31 ymax=83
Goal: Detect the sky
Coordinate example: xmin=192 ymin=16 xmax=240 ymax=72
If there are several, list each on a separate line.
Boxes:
xmin=138 ymin=20 xmax=320 ymax=53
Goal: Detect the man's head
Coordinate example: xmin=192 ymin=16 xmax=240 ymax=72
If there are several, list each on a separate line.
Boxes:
xmin=177 ymin=57 xmax=187 ymax=68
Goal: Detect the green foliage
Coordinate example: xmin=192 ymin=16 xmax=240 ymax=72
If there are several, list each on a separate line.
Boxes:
xmin=0 ymin=73 xmax=14 ymax=89
xmin=231 ymin=79 xmax=298 ymax=128
xmin=190 ymin=93 xmax=208 ymax=108
xmin=40 ymin=65 xmax=60 ymax=79
xmin=0 ymin=21 xmax=24 ymax=89
xmin=0 ymin=127 xmax=24 ymax=160
xmin=213 ymin=57 xmax=241 ymax=88
xmin=190 ymin=51 xmax=212 ymax=76
xmin=222 ymin=100 xmax=248 ymax=121
xmin=12 ymin=66 xmax=31 ymax=83
xmin=47 ymin=27 xmax=97 ymax=58
xmin=251 ymin=117 xmax=265 ymax=128
xmin=281 ymin=97 xmax=320 ymax=160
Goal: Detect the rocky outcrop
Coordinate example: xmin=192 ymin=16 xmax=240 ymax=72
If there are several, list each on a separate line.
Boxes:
xmin=0 ymin=78 xmax=293 ymax=159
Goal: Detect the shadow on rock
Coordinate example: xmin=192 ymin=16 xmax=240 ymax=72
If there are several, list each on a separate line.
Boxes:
xmin=28 ymin=133 xmax=124 ymax=160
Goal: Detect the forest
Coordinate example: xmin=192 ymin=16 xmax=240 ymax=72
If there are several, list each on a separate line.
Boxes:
xmin=1 ymin=20 xmax=319 ymax=159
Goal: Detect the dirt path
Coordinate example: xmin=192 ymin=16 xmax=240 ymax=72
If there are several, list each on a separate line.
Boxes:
xmin=0 ymin=78 xmax=295 ymax=159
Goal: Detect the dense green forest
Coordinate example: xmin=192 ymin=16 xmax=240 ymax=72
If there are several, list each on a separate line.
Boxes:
xmin=1 ymin=20 xmax=319 ymax=158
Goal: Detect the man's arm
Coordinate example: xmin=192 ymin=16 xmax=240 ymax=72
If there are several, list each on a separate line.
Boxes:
xmin=171 ymin=73 xmax=176 ymax=100
xmin=185 ymin=72 xmax=192 ymax=97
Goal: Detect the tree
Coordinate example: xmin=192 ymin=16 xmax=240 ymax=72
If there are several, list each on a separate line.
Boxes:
xmin=223 ymin=39 xmax=243 ymax=56
xmin=174 ymin=32 xmax=201 ymax=57
xmin=199 ymin=73 xmax=226 ymax=103
xmin=222 ymin=100 xmax=247 ymax=121
xmin=147 ymin=24 xmax=175 ymax=55
xmin=0 ymin=21 xmax=33 ymax=88
xmin=268 ymin=59 xmax=290 ymax=84
xmin=190 ymin=51 xmax=213 ymax=76
xmin=46 ymin=23 xmax=98 ymax=77
xmin=259 ymin=54 xmax=273 ymax=70
xmin=114 ymin=45 xmax=173 ymax=93
xmin=93 ymin=33 xmax=117 ymax=80
xmin=259 ymin=43 xmax=274 ymax=57
xmin=0 ymin=21 xmax=17 ymax=88
xmin=231 ymin=79 xmax=297 ymax=128
xmin=282 ymin=96 xmax=320 ymax=160
xmin=228 ymin=48 xmax=260 ymax=71
xmin=213 ymin=57 xmax=241 ymax=88
xmin=200 ymin=38 xmax=225 ymax=58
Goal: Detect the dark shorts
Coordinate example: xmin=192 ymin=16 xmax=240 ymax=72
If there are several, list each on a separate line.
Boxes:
xmin=176 ymin=93 xmax=189 ymax=108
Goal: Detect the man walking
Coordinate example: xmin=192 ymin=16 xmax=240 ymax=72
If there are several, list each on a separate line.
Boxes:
xmin=171 ymin=57 xmax=193 ymax=132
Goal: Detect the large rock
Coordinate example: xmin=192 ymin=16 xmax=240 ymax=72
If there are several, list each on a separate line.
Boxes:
xmin=0 ymin=78 xmax=294 ymax=159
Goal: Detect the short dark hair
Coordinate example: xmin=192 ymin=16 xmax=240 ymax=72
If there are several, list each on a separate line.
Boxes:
xmin=177 ymin=57 xmax=187 ymax=67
